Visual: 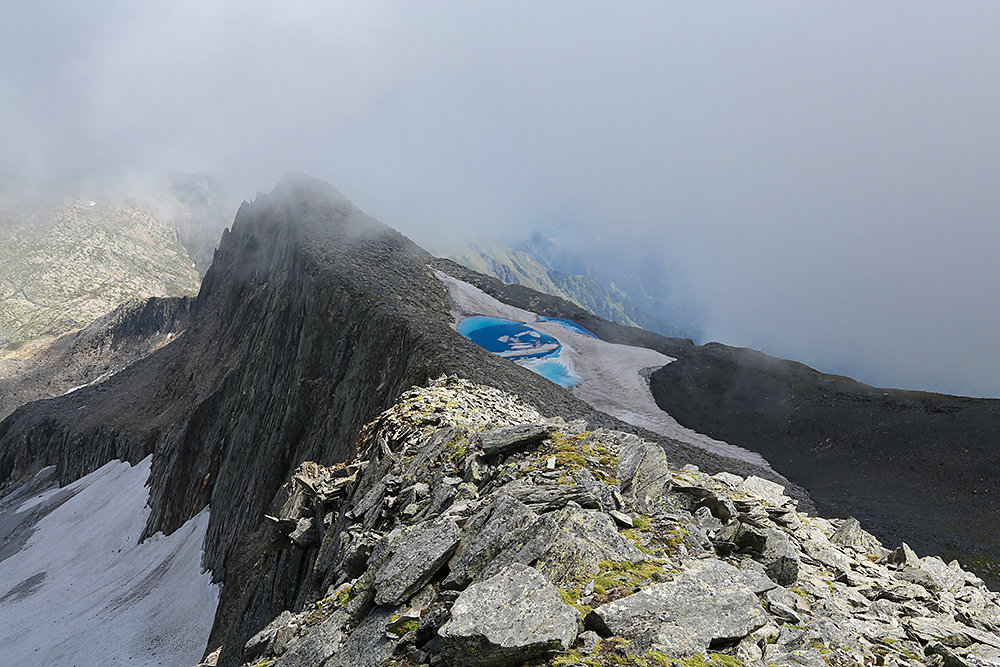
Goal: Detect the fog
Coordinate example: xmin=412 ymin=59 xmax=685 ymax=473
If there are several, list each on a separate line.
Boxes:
xmin=4 ymin=2 xmax=1000 ymax=396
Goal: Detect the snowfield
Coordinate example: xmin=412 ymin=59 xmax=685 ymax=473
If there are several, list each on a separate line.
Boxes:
xmin=0 ymin=457 xmax=219 ymax=666
xmin=436 ymin=270 xmax=773 ymax=469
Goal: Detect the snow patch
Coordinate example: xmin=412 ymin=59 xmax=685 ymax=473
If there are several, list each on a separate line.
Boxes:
xmin=0 ymin=457 xmax=219 ymax=666
xmin=435 ymin=270 xmax=773 ymax=469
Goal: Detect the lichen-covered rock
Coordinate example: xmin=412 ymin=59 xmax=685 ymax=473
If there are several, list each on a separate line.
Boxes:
xmin=586 ymin=559 xmax=767 ymax=655
xmin=532 ymin=506 xmax=647 ymax=585
xmin=372 ymin=517 xmax=460 ymax=606
xmin=737 ymin=475 xmax=789 ymax=506
xmin=438 ymin=563 xmax=578 ymax=666
xmin=830 ymin=516 xmax=885 ymax=556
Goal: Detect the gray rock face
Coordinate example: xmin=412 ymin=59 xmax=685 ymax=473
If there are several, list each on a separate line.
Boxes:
xmin=587 ymin=559 xmax=767 ymax=655
xmin=438 ymin=563 xmax=578 ymax=666
xmin=373 ymin=517 xmax=460 ymax=606
xmin=762 ymin=527 xmax=800 ymax=586
xmin=532 ymin=506 xmax=646 ymax=585
xmin=444 ymin=496 xmax=537 ymax=589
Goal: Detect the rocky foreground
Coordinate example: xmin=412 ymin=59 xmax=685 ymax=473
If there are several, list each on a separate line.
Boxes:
xmin=208 ymin=377 xmax=1000 ymax=667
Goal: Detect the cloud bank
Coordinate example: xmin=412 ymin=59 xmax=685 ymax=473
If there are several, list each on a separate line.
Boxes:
xmin=4 ymin=1 xmax=1000 ymax=396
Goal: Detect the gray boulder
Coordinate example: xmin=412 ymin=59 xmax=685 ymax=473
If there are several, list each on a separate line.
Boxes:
xmin=478 ymin=424 xmax=554 ymax=456
xmin=830 ymin=516 xmax=885 ymax=555
xmin=586 ymin=559 xmax=767 ymax=656
xmin=762 ymin=528 xmax=800 ymax=585
xmin=438 ymin=563 xmax=578 ymax=666
xmin=373 ymin=517 xmax=460 ymax=606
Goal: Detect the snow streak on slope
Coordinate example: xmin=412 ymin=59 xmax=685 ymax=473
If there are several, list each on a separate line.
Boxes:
xmin=436 ymin=270 xmax=772 ymax=469
xmin=0 ymin=457 xmax=219 ymax=666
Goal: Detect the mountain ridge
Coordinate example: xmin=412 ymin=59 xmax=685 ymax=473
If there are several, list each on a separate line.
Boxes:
xmin=0 ymin=175 xmax=788 ymax=662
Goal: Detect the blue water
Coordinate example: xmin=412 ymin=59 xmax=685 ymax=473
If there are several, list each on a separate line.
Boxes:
xmin=538 ymin=316 xmax=598 ymax=338
xmin=458 ymin=316 xmax=581 ymax=388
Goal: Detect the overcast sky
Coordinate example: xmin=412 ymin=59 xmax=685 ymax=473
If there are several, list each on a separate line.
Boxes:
xmin=4 ymin=2 xmax=1000 ymax=397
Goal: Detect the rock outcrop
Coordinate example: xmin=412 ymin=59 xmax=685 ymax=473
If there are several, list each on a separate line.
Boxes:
xmin=236 ymin=376 xmax=1000 ymax=667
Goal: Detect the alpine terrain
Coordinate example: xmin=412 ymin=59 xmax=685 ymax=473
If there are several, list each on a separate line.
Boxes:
xmin=0 ymin=175 xmax=999 ymax=667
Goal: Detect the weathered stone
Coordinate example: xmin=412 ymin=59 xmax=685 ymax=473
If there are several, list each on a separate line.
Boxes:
xmin=888 ymin=542 xmax=923 ymax=569
xmin=920 ymin=556 xmax=967 ymax=594
xmin=478 ymin=424 xmax=554 ymax=456
xmin=288 ymin=517 xmax=319 ymax=547
xmin=502 ymin=481 xmax=600 ymax=512
xmin=573 ymin=468 xmax=622 ymax=512
xmin=737 ymin=558 xmax=779 ymax=594
xmin=737 ymin=476 xmax=788 ymax=506
xmin=830 ymin=516 xmax=885 ymax=555
xmin=444 ymin=496 xmax=537 ymax=589
xmin=801 ymin=541 xmax=854 ymax=575
xmin=733 ymin=521 xmax=768 ymax=553
xmin=907 ymin=617 xmax=974 ymax=647
xmin=586 ymin=559 xmax=766 ymax=655
xmin=323 ymin=607 xmax=399 ymax=667
xmin=713 ymin=471 xmax=744 ymax=488
xmin=373 ymin=517 xmax=460 ymax=606
xmin=576 ymin=630 xmax=601 ymax=655
xmin=244 ymin=610 xmax=296 ymax=662
xmin=272 ymin=611 xmax=347 ymax=667
xmin=616 ymin=436 xmax=672 ymax=515
xmin=608 ymin=509 xmax=634 ymax=528
xmin=762 ymin=528 xmax=800 ymax=585
xmin=438 ymin=564 xmax=578 ymax=666
xmin=532 ymin=506 xmax=646 ymax=585
xmin=692 ymin=505 xmax=723 ymax=536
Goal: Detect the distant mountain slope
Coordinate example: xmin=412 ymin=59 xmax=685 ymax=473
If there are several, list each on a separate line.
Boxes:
xmin=0 ymin=172 xmax=229 ymax=351
xmin=443 ymin=238 xmax=696 ymax=340
xmin=431 ymin=256 xmax=1000 ymax=588
xmin=0 ymin=195 xmax=198 ymax=349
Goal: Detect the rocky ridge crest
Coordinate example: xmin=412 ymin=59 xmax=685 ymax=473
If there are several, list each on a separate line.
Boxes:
xmin=227 ymin=376 xmax=1000 ymax=667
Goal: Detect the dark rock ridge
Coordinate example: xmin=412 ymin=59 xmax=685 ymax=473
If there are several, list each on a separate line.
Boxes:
xmin=0 ymin=175 xmax=788 ymax=661
xmin=648 ymin=343 xmax=1000 ymax=586
xmin=0 ymin=295 xmax=193 ymax=420
xmin=231 ymin=377 xmax=1000 ymax=667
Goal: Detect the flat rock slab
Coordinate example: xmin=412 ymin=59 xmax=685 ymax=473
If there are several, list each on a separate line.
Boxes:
xmin=737 ymin=476 xmax=788 ymax=506
xmin=373 ymin=517 xmax=460 ymax=606
xmin=478 ymin=424 xmax=554 ymax=456
xmin=587 ymin=559 xmax=766 ymax=656
xmin=439 ymin=563 xmax=578 ymax=666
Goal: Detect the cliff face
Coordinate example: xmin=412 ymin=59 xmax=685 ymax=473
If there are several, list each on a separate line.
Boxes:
xmin=0 ymin=176 xmax=787 ymax=660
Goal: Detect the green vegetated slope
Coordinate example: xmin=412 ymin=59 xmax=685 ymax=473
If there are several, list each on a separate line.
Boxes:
xmin=0 ymin=194 xmax=201 ymax=350
xmin=444 ymin=239 xmax=693 ymax=339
